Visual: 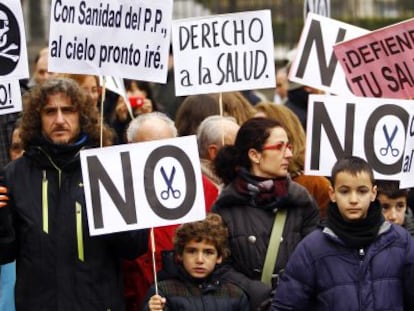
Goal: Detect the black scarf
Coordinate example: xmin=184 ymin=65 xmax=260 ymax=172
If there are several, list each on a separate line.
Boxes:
xmin=32 ymin=134 xmax=89 ymax=169
xmin=326 ymin=201 xmax=384 ymax=249
xmin=234 ymin=168 xmax=289 ymax=212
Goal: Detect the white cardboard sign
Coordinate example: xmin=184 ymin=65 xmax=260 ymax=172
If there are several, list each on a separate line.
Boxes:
xmin=48 ymin=0 xmax=173 ymax=83
xmin=400 ymin=113 xmax=414 ymax=188
xmin=305 ymin=94 xmax=414 ymax=180
xmin=289 ymin=13 xmax=368 ymax=96
xmin=304 ymin=0 xmax=331 ymax=20
xmin=172 ymin=10 xmax=275 ymax=96
xmin=0 ymin=0 xmax=29 ymax=81
xmin=80 ymin=136 xmax=206 ymax=235
xmin=0 ymin=79 xmax=22 ymax=114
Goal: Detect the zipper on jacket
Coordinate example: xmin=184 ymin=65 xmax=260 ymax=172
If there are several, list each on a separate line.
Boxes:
xmin=358 ymin=248 xmax=365 ymax=262
xmin=37 ymin=147 xmax=62 ymax=187
xmin=358 ymin=247 xmax=365 ymax=310
xmin=76 ymin=202 xmax=84 ymax=262
xmin=42 ymin=170 xmax=49 ymax=233
xmin=358 ymin=247 xmax=365 ymax=309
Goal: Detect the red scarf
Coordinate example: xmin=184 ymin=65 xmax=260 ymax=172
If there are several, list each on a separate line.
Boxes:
xmin=234 ymin=168 xmax=289 ymax=211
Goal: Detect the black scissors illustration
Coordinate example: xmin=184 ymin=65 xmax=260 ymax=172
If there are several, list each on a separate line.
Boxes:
xmin=160 ymin=166 xmax=181 ymax=200
xmin=380 ymin=125 xmax=399 ymax=157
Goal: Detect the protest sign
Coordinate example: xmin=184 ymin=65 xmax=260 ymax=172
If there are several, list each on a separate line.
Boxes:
xmin=304 ymin=0 xmax=330 ymax=19
xmin=99 ymin=76 xmax=131 ymax=116
xmin=171 ymin=10 xmax=275 ymax=96
xmin=333 ymin=17 xmax=414 ymax=99
xmin=305 ymin=94 xmax=414 ymax=180
xmin=0 ymin=0 xmax=29 ymax=81
xmin=289 ymin=13 xmax=368 ymax=96
xmin=80 ymin=136 xmax=205 ymax=236
xmin=0 ymin=80 xmax=22 ymax=114
xmin=400 ymin=114 xmax=414 ymax=188
xmin=48 ymin=0 xmax=172 ymax=83
xmin=99 ymin=76 xmax=126 ymax=98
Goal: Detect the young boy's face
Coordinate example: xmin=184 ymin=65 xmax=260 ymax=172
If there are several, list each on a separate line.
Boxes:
xmin=377 ymin=194 xmax=406 ymax=226
xmin=178 ymin=239 xmax=222 ymax=279
xmin=329 ymin=171 xmax=377 ymax=221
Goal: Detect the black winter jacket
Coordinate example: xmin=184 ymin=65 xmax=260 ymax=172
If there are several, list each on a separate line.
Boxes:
xmin=212 ymin=176 xmax=320 ymax=310
xmin=144 ymin=261 xmax=249 ymax=311
xmin=0 ymin=141 xmax=148 ymax=311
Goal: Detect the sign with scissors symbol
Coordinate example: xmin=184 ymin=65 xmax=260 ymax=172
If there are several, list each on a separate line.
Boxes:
xmin=160 ymin=166 xmax=181 ymax=200
xmin=380 ymin=125 xmax=399 ymax=157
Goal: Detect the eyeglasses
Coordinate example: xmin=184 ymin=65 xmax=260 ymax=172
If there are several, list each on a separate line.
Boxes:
xmin=262 ymin=141 xmax=293 ymax=153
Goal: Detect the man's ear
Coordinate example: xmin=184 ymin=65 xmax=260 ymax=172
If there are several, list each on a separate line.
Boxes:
xmin=207 ymin=144 xmax=219 ymax=161
xmin=328 ymin=186 xmax=336 ymax=202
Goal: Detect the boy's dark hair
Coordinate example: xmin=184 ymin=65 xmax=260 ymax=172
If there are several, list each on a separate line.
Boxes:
xmin=376 ymin=180 xmax=408 ymax=199
xmin=174 ymin=213 xmax=230 ymax=260
xmin=330 ymin=156 xmax=374 ymax=187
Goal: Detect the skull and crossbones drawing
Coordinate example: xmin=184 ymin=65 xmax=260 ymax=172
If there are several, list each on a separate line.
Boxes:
xmin=0 ymin=10 xmax=19 ymax=63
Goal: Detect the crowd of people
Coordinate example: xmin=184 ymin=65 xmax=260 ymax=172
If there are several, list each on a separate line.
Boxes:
xmin=0 ymin=44 xmax=414 ymax=311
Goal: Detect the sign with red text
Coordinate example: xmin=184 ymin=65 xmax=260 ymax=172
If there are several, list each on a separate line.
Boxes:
xmin=172 ymin=10 xmax=275 ymax=96
xmin=289 ymin=13 xmax=368 ymax=96
xmin=333 ymin=17 xmax=414 ymax=99
xmin=305 ymin=94 xmax=414 ymax=180
xmin=80 ymin=136 xmax=206 ymax=235
xmin=48 ymin=0 xmax=172 ymax=83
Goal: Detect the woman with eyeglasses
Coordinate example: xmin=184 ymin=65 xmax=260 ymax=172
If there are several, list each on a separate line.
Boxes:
xmin=211 ymin=117 xmax=320 ymax=311
xmin=255 ymin=102 xmax=332 ymax=220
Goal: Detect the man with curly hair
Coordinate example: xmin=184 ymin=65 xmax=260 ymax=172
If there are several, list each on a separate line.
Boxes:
xmin=144 ymin=213 xmax=249 ymax=311
xmin=0 ymin=77 xmax=148 ymax=310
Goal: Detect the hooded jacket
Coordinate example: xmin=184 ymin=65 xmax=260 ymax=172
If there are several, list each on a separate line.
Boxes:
xmin=0 ymin=138 xmax=148 ymax=311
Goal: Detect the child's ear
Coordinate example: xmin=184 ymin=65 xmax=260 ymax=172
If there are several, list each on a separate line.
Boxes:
xmin=371 ymin=185 xmax=377 ymax=202
xmin=216 ymin=256 xmax=223 ymax=265
xmin=328 ymin=186 xmax=336 ymax=202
